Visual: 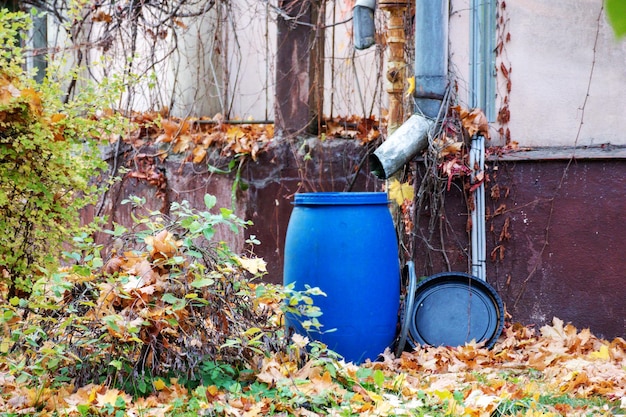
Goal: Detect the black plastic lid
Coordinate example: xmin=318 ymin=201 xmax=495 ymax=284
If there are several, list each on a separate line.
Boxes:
xmin=408 ymin=272 xmax=504 ymax=349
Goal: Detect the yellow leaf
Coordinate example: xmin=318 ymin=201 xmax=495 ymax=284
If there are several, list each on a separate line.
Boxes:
xmin=243 ymin=327 xmax=262 ymax=336
xmin=50 ymin=113 xmax=66 ymax=123
xmin=88 ymin=385 xmax=99 ymax=403
xmin=405 ymin=76 xmax=415 ymax=97
xmin=226 ymin=125 xmax=245 ymax=142
xmin=153 ymin=378 xmax=167 ymax=391
xmin=96 ymin=388 xmax=125 ymax=407
xmin=207 ymin=385 xmax=219 ymax=396
xmin=0 ymin=340 xmax=12 ymax=353
xmin=237 ymin=256 xmax=267 ymax=275
xmin=588 ymin=344 xmax=610 ymax=360
xmin=434 ymin=389 xmax=453 ymax=401
xmin=387 ymin=178 xmax=414 ymax=205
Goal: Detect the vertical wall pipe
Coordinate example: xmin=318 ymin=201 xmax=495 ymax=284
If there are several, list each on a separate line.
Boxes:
xmin=370 ymin=0 xmax=449 ymax=179
xmin=353 ymin=0 xmax=377 ymax=50
xmin=470 ymin=141 xmax=479 ymax=278
xmin=414 ymin=0 xmax=449 ymax=119
xmin=470 ymin=0 xmax=497 ymax=121
xmin=470 ymin=135 xmax=486 ymax=281
xmin=379 ymin=0 xmax=409 ymax=133
xmin=479 ymin=136 xmax=486 ymax=277
xmin=469 ymin=0 xmax=495 ymax=281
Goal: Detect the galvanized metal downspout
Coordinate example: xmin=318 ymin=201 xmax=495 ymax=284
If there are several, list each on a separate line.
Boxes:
xmin=470 ymin=0 xmax=497 ymax=122
xmin=370 ymin=0 xmax=449 ymax=180
xmin=413 ymin=0 xmax=449 ymax=119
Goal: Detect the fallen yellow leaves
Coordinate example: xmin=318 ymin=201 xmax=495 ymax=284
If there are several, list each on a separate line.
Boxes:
xmin=237 ymin=256 xmax=268 ymax=275
xmin=386 ymin=178 xmax=414 ymax=206
xmin=0 ymin=316 xmax=624 ymax=415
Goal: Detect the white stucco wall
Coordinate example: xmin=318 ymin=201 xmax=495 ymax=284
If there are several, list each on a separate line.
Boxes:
xmin=450 ymin=0 xmax=626 ymax=147
xmin=225 ymin=0 xmax=276 ymax=120
xmin=232 ymin=0 xmax=626 ymax=146
xmin=504 ymin=0 xmax=626 ymax=147
xmin=449 ymin=0 xmax=472 ymax=112
xmin=323 ymin=0 xmax=387 ymax=119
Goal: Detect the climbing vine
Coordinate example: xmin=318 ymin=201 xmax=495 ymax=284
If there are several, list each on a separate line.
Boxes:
xmin=495 ymin=0 xmax=512 ymax=145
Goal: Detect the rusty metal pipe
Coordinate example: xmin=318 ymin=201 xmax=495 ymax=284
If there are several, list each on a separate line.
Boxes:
xmin=379 ymin=1 xmax=408 ymax=133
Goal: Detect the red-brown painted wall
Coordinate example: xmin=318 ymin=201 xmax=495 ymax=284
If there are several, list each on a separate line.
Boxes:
xmin=484 ymin=158 xmax=626 ymax=340
xmin=92 ymin=141 xmax=625 ymax=340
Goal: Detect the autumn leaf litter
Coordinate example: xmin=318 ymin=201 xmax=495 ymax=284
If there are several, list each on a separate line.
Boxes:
xmin=1 ymin=316 xmax=624 ymax=415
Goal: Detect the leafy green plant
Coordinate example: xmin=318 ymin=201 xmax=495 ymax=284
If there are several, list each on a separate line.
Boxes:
xmin=0 ymin=9 xmax=116 ymax=298
xmin=1 ymin=193 xmax=328 ymax=398
xmin=606 ymin=0 xmax=626 ymax=39
xmin=194 ymin=361 xmax=238 ymax=390
xmin=493 ymin=393 xmax=623 ymax=417
xmin=206 ymin=153 xmax=250 ymax=209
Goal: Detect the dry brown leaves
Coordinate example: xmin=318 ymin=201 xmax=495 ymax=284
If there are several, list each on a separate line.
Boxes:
xmin=118 ymin=112 xmax=275 ymax=163
xmin=114 ymin=113 xmax=383 ymax=165
xmin=251 ymin=317 xmax=626 ymax=415
xmin=322 ymin=115 xmax=381 ymax=144
xmin=373 ymin=317 xmax=626 ymax=415
xmin=452 ymin=105 xmax=490 ymax=140
xmin=0 ymin=317 xmax=624 ymax=415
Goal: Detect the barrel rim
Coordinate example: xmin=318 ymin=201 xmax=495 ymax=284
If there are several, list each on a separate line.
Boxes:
xmin=293 ymin=192 xmax=389 ymax=205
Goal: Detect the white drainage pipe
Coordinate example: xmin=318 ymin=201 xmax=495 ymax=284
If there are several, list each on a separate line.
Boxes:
xmin=470 ymin=135 xmax=486 ymax=281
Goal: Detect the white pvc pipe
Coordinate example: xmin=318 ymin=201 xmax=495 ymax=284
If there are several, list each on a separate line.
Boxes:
xmin=470 ymin=139 xmax=479 ymax=278
xmin=470 ymin=135 xmax=486 ymax=281
xmin=478 ymin=135 xmax=486 ymax=280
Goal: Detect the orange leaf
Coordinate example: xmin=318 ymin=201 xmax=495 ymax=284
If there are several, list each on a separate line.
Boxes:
xmin=191 ymin=146 xmax=207 ymax=163
xmin=145 ymin=230 xmax=180 ymax=260
xmin=453 ymin=106 xmax=490 ymax=139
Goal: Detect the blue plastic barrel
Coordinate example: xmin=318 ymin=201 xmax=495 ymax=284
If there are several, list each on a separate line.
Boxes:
xmin=283 ymin=192 xmax=400 ymax=363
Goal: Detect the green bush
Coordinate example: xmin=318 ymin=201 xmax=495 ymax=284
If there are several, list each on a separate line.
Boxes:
xmin=0 ymin=9 xmax=109 ymax=297
xmin=1 ymin=195 xmax=325 ymax=396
